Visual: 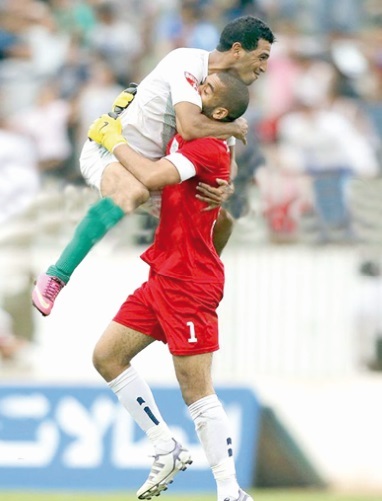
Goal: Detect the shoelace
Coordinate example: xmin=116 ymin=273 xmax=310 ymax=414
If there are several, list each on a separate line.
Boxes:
xmin=44 ymin=278 xmax=63 ymax=301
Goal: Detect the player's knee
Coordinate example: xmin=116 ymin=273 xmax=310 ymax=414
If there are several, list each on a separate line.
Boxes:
xmin=179 ymin=385 xmax=196 ymax=406
xmin=92 ymin=341 xmax=116 ymax=379
xmin=177 ymin=373 xmax=213 ymax=406
xmin=93 ymin=337 xmax=135 ymax=381
xmin=179 ymin=384 xmax=214 ymax=406
xmin=113 ymin=184 xmax=150 ymax=214
xmin=133 ymin=184 xmax=150 ymax=209
xmin=92 ymin=343 xmax=105 ymax=375
xmin=101 ymin=163 xmax=150 ymax=214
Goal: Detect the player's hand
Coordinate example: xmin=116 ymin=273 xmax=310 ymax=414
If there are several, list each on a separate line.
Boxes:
xmin=88 ymin=113 xmax=127 ymax=153
xmin=233 ymin=117 xmax=248 ymax=145
xmin=111 ymin=83 xmax=138 ymax=116
xmin=196 ymin=178 xmax=235 ymax=211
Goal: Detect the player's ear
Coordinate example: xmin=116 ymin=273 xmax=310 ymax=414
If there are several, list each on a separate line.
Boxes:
xmin=231 ymin=41 xmax=243 ymax=57
xmin=212 ymin=107 xmax=229 ymax=121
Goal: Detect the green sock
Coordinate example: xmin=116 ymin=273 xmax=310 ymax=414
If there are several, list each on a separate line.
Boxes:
xmin=47 ymin=197 xmax=125 ymax=283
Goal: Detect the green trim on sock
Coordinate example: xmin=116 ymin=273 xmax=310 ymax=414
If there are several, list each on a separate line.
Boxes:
xmin=47 ymin=197 xmax=125 ymax=283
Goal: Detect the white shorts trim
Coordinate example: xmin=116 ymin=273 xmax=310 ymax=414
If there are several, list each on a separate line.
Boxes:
xmin=79 ymin=139 xmax=118 ymax=191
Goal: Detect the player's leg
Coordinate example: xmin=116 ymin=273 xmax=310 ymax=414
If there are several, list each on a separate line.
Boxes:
xmin=213 ymin=208 xmax=234 ymax=255
xmin=95 ymin=286 xmax=191 ymax=499
xmin=152 ymin=272 xmax=237 ymax=499
xmin=32 ymin=159 xmax=149 ymax=316
xmin=93 ymin=320 xmax=172 ymax=437
xmin=173 ymin=353 xmax=252 ymax=501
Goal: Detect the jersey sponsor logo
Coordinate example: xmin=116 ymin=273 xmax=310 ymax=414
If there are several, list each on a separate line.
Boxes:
xmin=184 ymin=71 xmax=198 ymax=91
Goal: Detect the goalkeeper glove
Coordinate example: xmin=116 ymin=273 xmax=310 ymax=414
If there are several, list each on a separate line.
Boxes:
xmin=88 ymin=114 xmax=127 ymax=153
xmin=110 ymin=82 xmax=138 ymax=117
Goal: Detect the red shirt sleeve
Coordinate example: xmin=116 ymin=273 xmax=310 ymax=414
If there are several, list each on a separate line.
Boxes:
xmin=176 ymin=137 xmax=231 ymax=181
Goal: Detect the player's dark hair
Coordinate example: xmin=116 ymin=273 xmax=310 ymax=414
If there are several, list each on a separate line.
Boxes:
xmin=217 ymin=16 xmax=275 ymax=52
xmin=217 ymin=72 xmax=249 ymax=121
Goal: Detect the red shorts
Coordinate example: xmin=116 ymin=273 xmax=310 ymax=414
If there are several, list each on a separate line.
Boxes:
xmin=113 ymin=271 xmax=224 ymax=356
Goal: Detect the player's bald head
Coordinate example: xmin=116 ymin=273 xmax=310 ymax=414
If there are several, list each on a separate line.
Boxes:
xmin=201 ymin=72 xmax=249 ymax=122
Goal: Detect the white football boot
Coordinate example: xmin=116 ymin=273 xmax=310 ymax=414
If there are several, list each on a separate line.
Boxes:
xmin=224 ymin=489 xmax=254 ymax=501
xmin=137 ymin=439 xmax=192 ymax=500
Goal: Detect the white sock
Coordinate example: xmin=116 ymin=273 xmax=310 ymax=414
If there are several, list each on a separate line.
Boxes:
xmin=188 ymin=394 xmax=240 ymax=501
xmin=108 ymin=366 xmax=174 ymax=453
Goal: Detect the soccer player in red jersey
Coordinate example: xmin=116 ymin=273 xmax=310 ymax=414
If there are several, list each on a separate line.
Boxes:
xmin=32 ymin=16 xmax=275 ymax=316
xmin=89 ymin=72 xmax=252 ymax=501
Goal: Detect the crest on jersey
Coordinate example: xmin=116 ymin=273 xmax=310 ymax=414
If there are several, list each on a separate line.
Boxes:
xmin=184 ymin=71 xmax=198 ymax=90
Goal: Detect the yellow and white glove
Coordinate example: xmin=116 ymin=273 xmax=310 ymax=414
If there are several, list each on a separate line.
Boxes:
xmin=88 ymin=114 xmax=127 ymax=153
xmin=88 ymin=83 xmax=137 ymax=151
xmin=111 ymin=82 xmax=138 ymax=116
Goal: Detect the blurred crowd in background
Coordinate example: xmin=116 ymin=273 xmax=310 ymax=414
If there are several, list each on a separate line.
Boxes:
xmin=1 ymin=0 xmax=382 ymax=368
xmin=1 ymin=0 xmax=381 ymax=238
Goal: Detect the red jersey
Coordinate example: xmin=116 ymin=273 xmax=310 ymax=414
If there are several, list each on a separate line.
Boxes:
xmin=140 ymin=134 xmax=231 ymax=283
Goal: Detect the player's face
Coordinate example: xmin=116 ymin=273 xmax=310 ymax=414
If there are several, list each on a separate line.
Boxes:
xmin=232 ymin=38 xmax=272 ymax=85
xmin=198 ymin=73 xmax=225 ymax=112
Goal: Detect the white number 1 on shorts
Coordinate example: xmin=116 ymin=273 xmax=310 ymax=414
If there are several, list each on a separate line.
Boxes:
xmin=187 ymin=321 xmax=197 ymax=343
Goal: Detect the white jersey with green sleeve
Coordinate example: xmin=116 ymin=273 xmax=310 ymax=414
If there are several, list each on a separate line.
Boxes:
xmin=120 ymin=48 xmax=209 ymax=160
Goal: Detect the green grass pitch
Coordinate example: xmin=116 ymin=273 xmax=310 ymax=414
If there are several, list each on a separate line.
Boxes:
xmin=0 ymin=490 xmax=381 ymax=501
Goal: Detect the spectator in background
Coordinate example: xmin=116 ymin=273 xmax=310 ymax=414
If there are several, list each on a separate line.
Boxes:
xmin=156 ymin=1 xmax=220 ymax=53
xmin=224 ymin=128 xmax=266 ymax=219
xmin=0 ymin=109 xmax=40 ymax=225
xmin=325 ymin=59 xmax=381 ymax=167
xmin=258 ymin=0 xmax=366 ymax=36
xmin=73 ymin=58 xmax=123 ymax=146
xmin=254 ymin=152 xmax=311 ymax=244
xmin=8 ymin=80 xmax=73 ymax=179
xmin=257 ymin=28 xmax=304 ymax=123
xmin=360 ymin=29 xmax=382 ymax=163
xmin=276 ymin=89 xmax=379 ymax=244
xmin=355 ymin=259 xmax=382 ymax=371
xmin=0 ymin=1 xmax=37 ymax=113
xmin=0 ymin=0 xmax=379 ymax=246
xmin=0 ymin=3 xmax=31 ymax=61
xmin=57 ymin=37 xmax=91 ymax=101
xmin=0 ymin=0 xmax=72 ymax=115
xmin=21 ymin=0 xmax=71 ymax=80
xmin=50 ymin=0 xmax=97 ymax=46
xmin=315 ymin=0 xmax=366 ymax=35
xmin=0 ymin=307 xmax=28 ymax=366
xmin=254 ymin=32 xmax=337 ymax=139
xmin=222 ymin=0 xmax=266 ymax=22
xmin=88 ymin=1 xmax=143 ymax=85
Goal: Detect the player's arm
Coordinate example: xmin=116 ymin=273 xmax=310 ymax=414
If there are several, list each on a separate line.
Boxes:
xmin=195 ymin=144 xmax=236 ymax=210
xmin=229 ymin=144 xmax=238 ymax=180
xmin=114 ymin=145 xmax=181 ymax=190
xmin=88 ymin=114 xmax=183 ymax=190
xmin=175 ymin=102 xmax=247 ymax=144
